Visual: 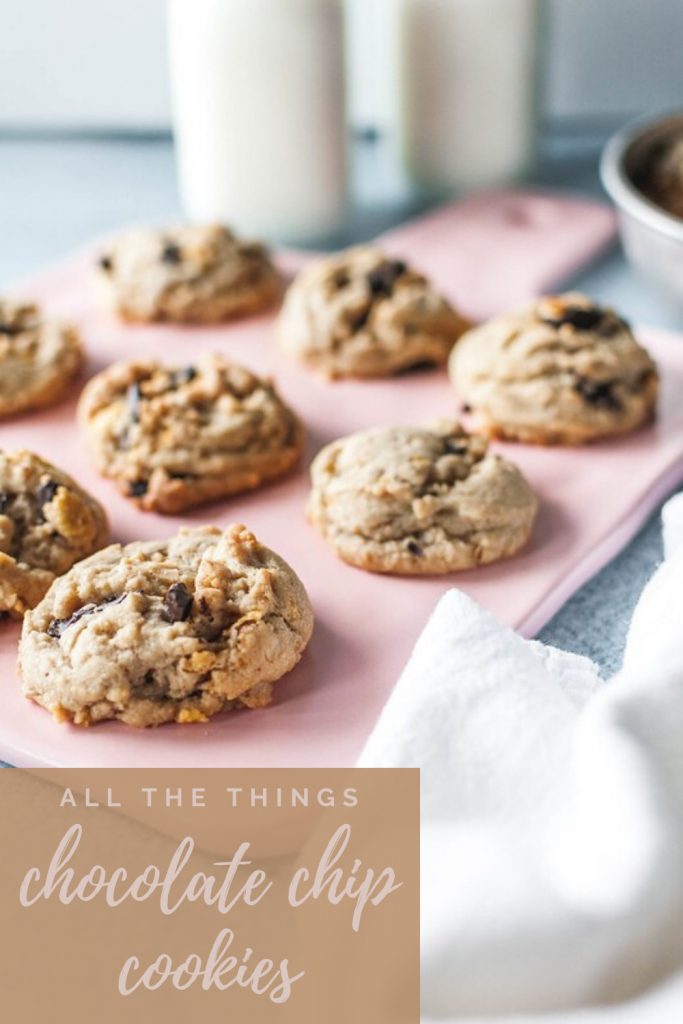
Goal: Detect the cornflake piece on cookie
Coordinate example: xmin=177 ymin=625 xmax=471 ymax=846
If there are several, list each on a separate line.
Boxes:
xmin=449 ymin=293 xmax=658 ymax=445
xmin=0 ymin=451 xmax=109 ymax=619
xmin=19 ymin=525 xmax=314 ymax=727
xmin=78 ymin=353 xmax=305 ymax=514
xmin=308 ymin=420 xmax=538 ymax=575
xmin=277 ymin=246 xmax=468 ymax=379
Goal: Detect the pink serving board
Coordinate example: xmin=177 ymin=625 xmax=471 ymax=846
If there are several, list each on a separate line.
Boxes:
xmin=3 ymin=188 xmax=673 ymax=772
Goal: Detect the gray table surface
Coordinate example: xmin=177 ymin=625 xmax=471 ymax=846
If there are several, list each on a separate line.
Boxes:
xmin=0 ymin=130 xmax=680 ymax=759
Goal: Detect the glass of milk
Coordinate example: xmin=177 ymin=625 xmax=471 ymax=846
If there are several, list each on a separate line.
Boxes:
xmin=168 ymin=0 xmax=348 ymax=245
xmin=395 ymin=0 xmax=542 ymax=194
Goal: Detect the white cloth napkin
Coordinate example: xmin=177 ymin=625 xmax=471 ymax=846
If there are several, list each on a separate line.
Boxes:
xmin=358 ymin=493 xmax=683 ymax=1021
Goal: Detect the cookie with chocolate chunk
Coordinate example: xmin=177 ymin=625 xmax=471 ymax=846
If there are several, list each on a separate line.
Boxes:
xmin=0 ymin=451 xmax=109 ymax=619
xmin=96 ymin=224 xmax=283 ymax=324
xmin=308 ymin=421 xmax=537 ymax=574
xmin=448 ymin=293 xmax=658 ymax=445
xmin=277 ymin=246 xmax=468 ymax=379
xmin=0 ymin=299 xmax=84 ymax=418
xmin=19 ymin=525 xmax=314 ymax=727
xmin=77 ymin=354 xmax=304 ymax=513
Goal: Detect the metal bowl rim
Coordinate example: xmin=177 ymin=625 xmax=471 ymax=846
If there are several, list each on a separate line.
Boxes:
xmin=600 ymin=110 xmax=683 ymax=243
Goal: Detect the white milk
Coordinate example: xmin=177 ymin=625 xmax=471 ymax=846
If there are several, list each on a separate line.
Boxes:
xmin=396 ymin=0 xmax=541 ymax=193
xmin=168 ymin=0 xmax=347 ymax=244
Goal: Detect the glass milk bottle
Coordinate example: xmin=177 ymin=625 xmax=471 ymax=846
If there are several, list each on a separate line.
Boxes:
xmin=396 ymin=0 xmax=541 ymax=193
xmin=168 ymin=0 xmax=347 ymax=244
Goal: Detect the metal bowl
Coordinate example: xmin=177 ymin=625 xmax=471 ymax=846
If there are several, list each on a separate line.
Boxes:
xmin=601 ymin=111 xmax=683 ymax=308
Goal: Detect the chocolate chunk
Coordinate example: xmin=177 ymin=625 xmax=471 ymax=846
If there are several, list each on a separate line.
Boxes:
xmin=99 ymin=255 xmax=114 ymax=273
xmin=597 ymin=314 xmax=631 ymax=338
xmin=406 ymin=540 xmax=423 ymax=557
xmin=129 ymin=480 xmax=149 ymax=497
xmin=161 ymin=242 xmax=183 ymax=265
xmin=0 ymin=492 xmax=9 ymax=514
xmin=0 ymin=317 xmax=25 ymax=335
xmin=0 ymin=610 xmax=10 ymax=623
xmin=37 ymin=480 xmax=59 ymax=506
xmin=47 ymin=594 xmax=125 ymax=639
xmin=461 ymin=403 xmax=473 ymax=414
xmin=127 ymin=382 xmax=143 ymax=422
xmin=331 ymin=270 xmax=350 ymax=290
xmin=544 ymin=306 xmax=604 ymax=331
xmin=394 ymin=360 xmax=436 ymax=376
xmin=367 ymin=260 xmax=408 ymax=298
xmin=575 ymin=379 xmax=622 ymax=412
xmin=36 ymin=480 xmax=60 ymax=520
xmin=163 ymin=582 xmax=193 ymax=623
xmin=348 ymin=307 xmax=371 ymax=332
xmin=47 ymin=603 xmax=98 ymax=638
xmin=445 ymin=440 xmax=468 ymax=455
xmin=170 ymin=367 xmax=197 ymax=389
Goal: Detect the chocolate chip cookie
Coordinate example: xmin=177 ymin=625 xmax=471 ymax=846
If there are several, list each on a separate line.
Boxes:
xmin=0 ymin=299 xmax=84 ymax=418
xmin=97 ymin=224 xmax=283 ymax=324
xmin=449 ymin=293 xmax=659 ymax=445
xmin=277 ymin=246 xmax=468 ymax=379
xmin=0 ymin=451 xmax=109 ymax=619
xmin=78 ymin=354 xmax=304 ymax=514
xmin=19 ymin=524 xmax=314 ymax=727
xmin=308 ymin=421 xmax=537 ymax=575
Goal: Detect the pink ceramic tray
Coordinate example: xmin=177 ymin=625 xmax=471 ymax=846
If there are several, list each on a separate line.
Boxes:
xmin=3 ymin=189 xmax=674 ymax=771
